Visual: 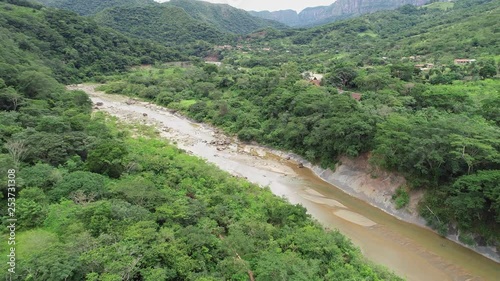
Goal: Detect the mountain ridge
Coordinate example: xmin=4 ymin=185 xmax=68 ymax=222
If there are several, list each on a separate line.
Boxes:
xmin=250 ymin=0 xmax=451 ymax=27
xmin=34 ymin=0 xmax=156 ymax=16
xmin=35 ymin=0 xmax=286 ymax=35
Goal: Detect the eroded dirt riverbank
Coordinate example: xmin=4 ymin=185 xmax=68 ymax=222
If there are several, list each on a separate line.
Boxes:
xmin=69 ymin=84 xmax=500 ymax=281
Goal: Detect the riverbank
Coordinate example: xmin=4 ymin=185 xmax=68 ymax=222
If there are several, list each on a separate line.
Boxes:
xmin=69 ymin=84 xmax=500 ymax=280
xmin=276 ymin=151 xmax=499 ymax=263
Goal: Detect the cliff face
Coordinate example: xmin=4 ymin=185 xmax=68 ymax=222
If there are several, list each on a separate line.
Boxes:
xmin=251 ymin=0 xmax=440 ymax=27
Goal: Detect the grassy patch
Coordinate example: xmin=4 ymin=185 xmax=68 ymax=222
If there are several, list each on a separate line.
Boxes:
xmin=392 ymin=186 xmax=410 ymax=209
xmin=422 ymin=2 xmax=455 ymax=10
xmin=358 ymin=31 xmax=378 ymax=38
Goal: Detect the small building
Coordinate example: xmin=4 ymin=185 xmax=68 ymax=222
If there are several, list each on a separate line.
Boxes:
xmin=215 ymin=45 xmax=233 ymax=50
xmin=415 ymin=63 xmax=435 ymax=71
xmin=350 ymin=93 xmax=362 ymax=101
xmin=310 ymin=78 xmax=321 ymax=87
xmin=205 ymin=61 xmax=222 ymax=67
xmin=454 ymin=59 xmax=476 ymax=64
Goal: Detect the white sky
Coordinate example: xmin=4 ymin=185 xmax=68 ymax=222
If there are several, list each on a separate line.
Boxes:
xmin=157 ymin=0 xmax=336 ymax=12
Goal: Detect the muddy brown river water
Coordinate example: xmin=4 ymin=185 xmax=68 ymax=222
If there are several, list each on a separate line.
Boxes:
xmin=71 ymin=84 xmax=500 ymax=281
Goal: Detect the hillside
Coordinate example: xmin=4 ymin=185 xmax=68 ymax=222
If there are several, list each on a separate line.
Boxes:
xmin=35 ymin=0 xmax=286 ymax=35
xmin=93 ymin=5 xmax=228 ymax=47
xmin=166 ymin=0 xmax=286 ymax=34
xmin=250 ymin=0 xmax=449 ymax=27
xmin=0 ymin=0 xmax=179 ymax=84
xmin=244 ymin=0 xmax=499 ymax=65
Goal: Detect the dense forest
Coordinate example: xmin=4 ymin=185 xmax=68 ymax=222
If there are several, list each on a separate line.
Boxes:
xmin=93 ymin=5 xmax=229 ymax=47
xmin=97 ymin=0 xmax=500 ymax=246
xmin=0 ymin=0 xmax=404 ymax=280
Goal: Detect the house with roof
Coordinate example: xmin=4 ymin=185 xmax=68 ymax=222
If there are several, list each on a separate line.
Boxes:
xmin=454 ymin=59 xmax=476 ymax=64
xmin=310 ymin=77 xmax=321 ymax=86
xmin=350 ymin=93 xmax=362 ymax=101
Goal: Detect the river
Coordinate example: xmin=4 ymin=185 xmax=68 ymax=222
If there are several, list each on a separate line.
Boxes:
xmin=70 ymin=84 xmax=500 ymax=281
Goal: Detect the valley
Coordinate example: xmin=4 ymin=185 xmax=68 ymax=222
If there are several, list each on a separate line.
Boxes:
xmin=0 ymin=0 xmax=499 ymax=280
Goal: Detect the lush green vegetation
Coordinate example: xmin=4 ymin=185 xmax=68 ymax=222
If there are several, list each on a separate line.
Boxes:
xmin=0 ymin=1 xmax=404 ymax=280
xmin=97 ymin=0 xmax=500 ymax=244
xmin=167 ymin=0 xmax=286 ymax=34
xmin=93 ymin=5 xmax=229 ymax=47
xmin=392 ymin=187 xmax=410 ymax=209
xmin=1 ymin=118 xmax=403 ymax=280
xmin=35 ymin=0 xmax=286 ymax=36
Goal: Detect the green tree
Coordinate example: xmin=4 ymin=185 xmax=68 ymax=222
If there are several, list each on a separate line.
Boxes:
xmin=479 ymin=63 xmax=497 ymax=79
xmin=447 ymin=170 xmax=500 ymax=228
xmin=254 ymin=251 xmax=320 ymax=280
xmin=325 ymin=67 xmax=358 ymax=89
xmin=17 ymin=71 xmax=63 ymax=99
xmin=86 ymin=139 xmax=128 ymax=178
xmin=49 ymin=171 xmax=108 ymax=202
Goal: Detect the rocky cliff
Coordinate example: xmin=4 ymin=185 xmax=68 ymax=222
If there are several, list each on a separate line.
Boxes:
xmin=251 ymin=0 xmax=446 ymax=27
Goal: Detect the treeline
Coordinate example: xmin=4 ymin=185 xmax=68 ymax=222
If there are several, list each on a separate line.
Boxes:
xmin=34 ymin=0 xmax=156 ymax=16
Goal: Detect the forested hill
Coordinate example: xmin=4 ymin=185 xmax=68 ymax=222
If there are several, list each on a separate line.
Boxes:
xmin=0 ymin=0 xmax=180 ymax=84
xmin=93 ymin=5 xmax=228 ymax=46
xmin=34 ymin=0 xmax=286 ymax=35
xmin=166 ymin=0 xmax=286 ymax=34
xmin=34 ymin=0 xmax=156 ymax=16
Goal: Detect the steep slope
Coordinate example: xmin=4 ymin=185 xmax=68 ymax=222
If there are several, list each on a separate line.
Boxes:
xmin=93 ymin=5 xmax=227 ymax=46
xmin=34 ymin=0 xmax=155 ymax=15
xmin=251 ymin=0 xmax=448 ymax=27
xmin=165 ymin=0 xmax=286 ymax=34
xmin=0 ymin=0 xmax=179 ymax=84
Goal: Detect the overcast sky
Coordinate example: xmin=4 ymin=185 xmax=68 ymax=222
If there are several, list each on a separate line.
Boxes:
xmin=157 ymin=0 xmax=336 ymax=12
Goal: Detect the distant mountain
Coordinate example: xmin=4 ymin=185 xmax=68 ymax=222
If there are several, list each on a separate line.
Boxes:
xmin=166 ymin=0 xmax=286 ymax=34
xmin=249 ymin=9 xmax=301 ymax=27
xmin=34 ymin=0 xmax=155 ymax=16
xmin=250 ymin=0 xmax=449 ymax=27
